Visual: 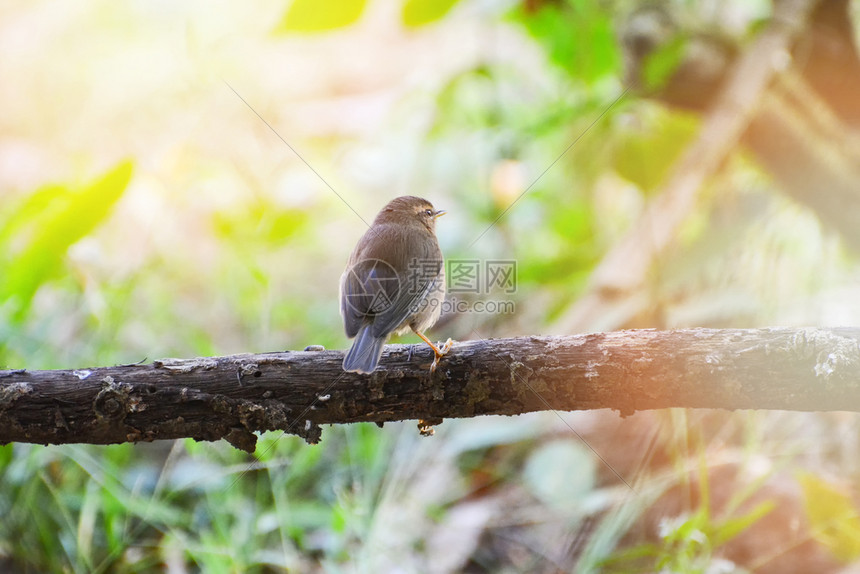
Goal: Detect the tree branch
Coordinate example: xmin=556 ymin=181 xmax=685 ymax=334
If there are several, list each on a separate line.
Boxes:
xmin=2 ymin=327 xmax=859 ymax=452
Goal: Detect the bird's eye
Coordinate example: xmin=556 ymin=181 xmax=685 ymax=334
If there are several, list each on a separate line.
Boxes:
xmin=424 ymin=209 xmax=433 ymax=216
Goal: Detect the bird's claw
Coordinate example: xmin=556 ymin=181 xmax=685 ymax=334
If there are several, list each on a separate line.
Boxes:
xmin=429 ymin=338 xmax=453 ymax=374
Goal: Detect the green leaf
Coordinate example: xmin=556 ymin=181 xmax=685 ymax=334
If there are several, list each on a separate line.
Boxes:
xmin=799 ymin=472 xmax=860 ymax=562
xmin=713 ymin=500 xmax=774 ymax=545
xmin=275 ymin=0 xmax=368 ymax=34
xmin=642 ymin=35 xmax=687 ymax=91
xmin=613 ymin=107 xmax=698 ymax=193
xmin=514 ymin=0 xmax=621 ymax=84
xmin=522 ymin=440 xmax=596 ymax=515
xmin=212 ymin=203 xmax=307 ymax=245
xmin=0 ymin=184 xmax=67 ymax=248
xmin=0 ymin=161 xmax=133 ymax=320
xmin=443 ymin=416 xmax=550 ymax=454
xmin=403 ymin=0 xmax=460 ymax=27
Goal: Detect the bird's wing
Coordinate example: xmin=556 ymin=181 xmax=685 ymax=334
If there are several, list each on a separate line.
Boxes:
xmin=340 ymin=257 xmax=403 ymax=338
xmin=370 ymin=258 xmax=443 ymax=338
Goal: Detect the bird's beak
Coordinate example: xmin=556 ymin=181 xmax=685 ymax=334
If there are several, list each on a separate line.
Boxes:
xmin=434 ymin=209 xmax=447 ymax=219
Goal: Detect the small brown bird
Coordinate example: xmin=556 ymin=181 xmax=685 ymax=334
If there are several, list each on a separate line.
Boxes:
xmin=341 ymin=196 xmax=451 ymax=374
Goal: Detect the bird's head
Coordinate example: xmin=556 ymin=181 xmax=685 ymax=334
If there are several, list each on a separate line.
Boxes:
xmin=375 ymin=195 xmax=446 ymax=233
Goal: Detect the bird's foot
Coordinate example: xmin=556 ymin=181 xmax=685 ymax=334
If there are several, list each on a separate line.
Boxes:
xmin=429 ymin=338 xmax=453 ymax=374
xmin=413 ymin=331 xmax=455 ymax=373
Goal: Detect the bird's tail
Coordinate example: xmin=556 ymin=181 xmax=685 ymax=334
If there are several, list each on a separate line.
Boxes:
xmin=343 ymin=326 xmax=386 ymax=373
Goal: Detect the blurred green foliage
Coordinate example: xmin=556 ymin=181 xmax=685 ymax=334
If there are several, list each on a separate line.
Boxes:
xmin=612 ymin=105 xmax=698 ymax=193
xmin=0 ymin=161 xmax=132 ymax=323
xmin=403 ymin=0 xmax=462 ymax=27
xmin=515 ymin=0 xmax=621 ymax=85
xmin=275 ymin=0 xmax=463 ymax=33
xmin=275 ymin=0 xmax=368 ymax=33
xmin=608 ymin=456 xmax=776 ymax=573
xmin=642 ymin=35 xmax=688 ymax=91
xmin=799 ymin=472 xmax=860 ymax=562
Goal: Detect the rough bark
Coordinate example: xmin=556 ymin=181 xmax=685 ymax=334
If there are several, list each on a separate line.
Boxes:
xmin=2 ymin=327 xmax=860 ymax=453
